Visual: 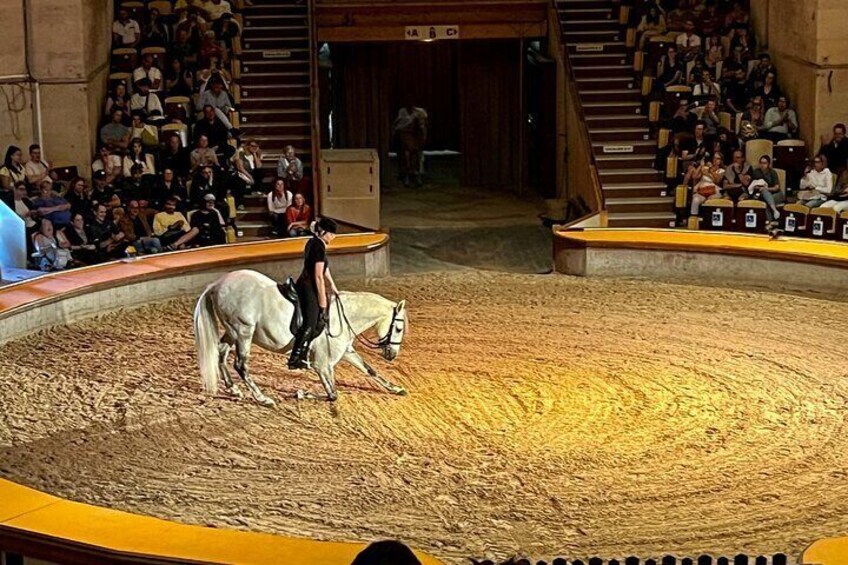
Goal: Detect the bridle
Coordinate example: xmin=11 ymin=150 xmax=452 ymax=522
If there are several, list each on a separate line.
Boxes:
xmin=330 ymin=296 xmax=405 ymax=356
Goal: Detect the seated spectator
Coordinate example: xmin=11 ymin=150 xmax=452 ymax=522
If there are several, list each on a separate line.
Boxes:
xmin=66 ymin=177 xmax=94 ymax=220
xmin=90 ymin=170 xmax=117 ymax=209
xmin=212 ymin=12 xmax=240 ymax=52
xmin=152 ymin=169 xmax=189 ymax=211
xmin=697 ymin=98 xmax=721 ymax=138
xmin=739 ymin=97 xmax=765 ymax=142
xmin=191 ymin=134 xmax=220 ymax=171
xmin=89 ymin=203 xmax=129 ymax=259
xmin=61 ymin=213 xmax=99 ymax=265
xmin=117 ymin=200 xmax=162 ymax=254
xmin=276 ymin=145 xmax=304 ymax=185
xmin=123 ymin=138 xmax=156 ymax=177
xmin=232 ymin=138 xmax=263 ymax=199
xmin=682 ymin=121 xmax=709 ymax=165
xmin=714 ymin=127 xmax=740 ymax=164
xmin=169 ymin=27 xmax=199 ymax=66
xmin=761 ymin=96 xmax=798 ymax=143
xmin=267 ymin=178 xmax=293 ymax=236
xmin=723 ymin=149 xmax=753 ymax=202
xmin=822 ymin=164 xmax=848 ymax=213
xmin=350 ymin=540 xmax=421 ymax=565
xmin=92 ymin=145 xmax=123 ymax=185
xmin=121 ymin=163 xmax=153 ymax=208
xmin=636 ymin=6 xmax=666 ymax=49
xmin=12 ymin=181 xmax=37 ymax=238
xmin=190 ymin=193 xmax=227 ymax=247
xmin=32 ymin=178 xmax=72 ymax=228
xmin=286 ymin=193 xmax=312 ymax=237
xmin=754 ymin=71 xmax=781 ymax=109
xmin=721 ymin=47 xmax=748 ymax=113
xmin=692 ymin=71 xmax=721 ymax=103
xmin=112 ymin=8 xmax=140 ymax=47
xmin=133 ymin=54 xmax=163 ymax=93
xmin=703 ymin=34 xmax=724 ymax=76
xmin=191 ymin=165 xmax=222 ymax=207
xmin=797 ymin=154 xmax=834 ymax=208
xmin=198 ymin=58 xmax=232 ymax=94
xmin=200 ymin=30 xmax=226 ymax=66
xmin=160 ymin=136 xmax=191 ymax=182
xmin=669 ymin=99 xmax=696 ymax=134
xmin=140 ymin=7 xmax=169 ymax=48
xmin=130 ymin=78 xmax=164 ymax=120
xmin=1 ymin=145 xmax=26 ymax=190
xmin=154 ymin=197 xmax=198 ymax=249
xmin=24 ymin=144 xmax=51 ymax=187
xmin=100 ymin=108 xmax=132 ymax=149
xmin=676 ymin=20 xmax=702 ymax=61
xmin=198 ymin=78 xmax=235 ymax=129
xmin=129 ymin=111 xmax=159 ymax=148
xmin=164 ymin=57 xmax=195 ymax=97
xmin=104 ymin=82 xmax=131 ymax=122
xmin=686 ymin=152 xmax=726 ymax=216
xmin=746 ymin=154 xmax=782 ymax=220
xmin=730 ymin=25 xmax=756 ymax=60
xmin=748 ymin=53 xmax=776 ymax=93
xmin=194 ymin=105 xmax=230 ymax=150
xmin=819 ymin=123 xmax=848 ymax=176
xmin=33 ymin=218 xmax=72 ymax=271
xmin=657 ymin=45 xmax=685 ymax=89
xmin=204 ymin=0 xmax=232 ymax=21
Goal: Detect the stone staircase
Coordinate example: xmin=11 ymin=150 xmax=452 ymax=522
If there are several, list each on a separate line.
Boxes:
xmin=237 ymin=0 xmax=313 ymax=238
xmin=557 ymin=0 xmax=675 ymax=228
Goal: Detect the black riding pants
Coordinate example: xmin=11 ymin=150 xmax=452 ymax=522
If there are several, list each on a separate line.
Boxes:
xmin=295 ymin=279 xmax=322 ymax=340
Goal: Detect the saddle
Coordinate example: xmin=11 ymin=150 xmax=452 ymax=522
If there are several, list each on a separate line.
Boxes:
xmin=277 ymin=277 xmax=302 ymax=335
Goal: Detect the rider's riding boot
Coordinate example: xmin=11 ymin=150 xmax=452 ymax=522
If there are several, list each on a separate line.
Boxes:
xmin=287 ymin=328 xmax=313 ymax=370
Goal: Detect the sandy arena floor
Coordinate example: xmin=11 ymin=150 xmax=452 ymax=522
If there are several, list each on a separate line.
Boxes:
xmin=2 ymin=272 xmax=848 ymax=563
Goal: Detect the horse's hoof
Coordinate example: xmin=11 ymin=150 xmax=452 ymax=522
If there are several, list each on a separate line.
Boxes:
xmin=227 ymin=386 xmax=244 ymax=399
xmin=393 ymin=387 xmax=408 ymax=396
xmin=257 ymin=396 xmax=276 ymax=407
xmin=327 ymin=393 xmax=338 ymax=402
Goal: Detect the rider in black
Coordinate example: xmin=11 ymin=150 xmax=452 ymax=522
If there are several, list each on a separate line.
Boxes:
xmin=288 ymin=217 xmax=339 ymax=370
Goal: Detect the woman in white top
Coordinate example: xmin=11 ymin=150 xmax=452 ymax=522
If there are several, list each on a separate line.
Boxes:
xmin=693 ymin=70 xmax=721 ymax=102
xmin=13 ymin=181 xmax=36 ymax=230
xmin=267 ymin=178 xmax=293 ymax=236
xmin=797 ymin=154 xmax=834 ymax=208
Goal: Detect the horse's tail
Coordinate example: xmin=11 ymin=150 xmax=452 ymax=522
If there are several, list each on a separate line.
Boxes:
xmin=193 ymin=284 xmax=220 ymax=395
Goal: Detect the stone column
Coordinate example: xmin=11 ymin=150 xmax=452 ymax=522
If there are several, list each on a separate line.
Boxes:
xmin=0 ymin=0 xmax=112 ymax=175
xmin=752 ymin=0 xmax=848 ymax=151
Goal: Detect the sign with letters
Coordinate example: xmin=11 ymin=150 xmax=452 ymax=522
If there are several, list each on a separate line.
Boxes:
xmin=405 ymin=26 xmax=460 ymax=41
xmin=602 ymin=145 xmax=634 ymax=154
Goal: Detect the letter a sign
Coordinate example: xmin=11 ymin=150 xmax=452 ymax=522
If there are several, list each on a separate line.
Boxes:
xmin=405 ymin=25 xmax=460 ymax=41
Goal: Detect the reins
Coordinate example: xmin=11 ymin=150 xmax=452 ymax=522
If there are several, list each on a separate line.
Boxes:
xmin=329 ymin=294 xmax=398 ymax=351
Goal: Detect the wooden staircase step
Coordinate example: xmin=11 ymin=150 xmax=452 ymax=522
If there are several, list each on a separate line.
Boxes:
xmin=607 ymin=212 xmax=677 ymax=228
xmin=592 ymin=140 xmax=657 ymax=155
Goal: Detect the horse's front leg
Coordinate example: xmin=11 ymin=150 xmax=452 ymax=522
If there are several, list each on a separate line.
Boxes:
xmin=342 ymin=348 xmax=407 ymax=396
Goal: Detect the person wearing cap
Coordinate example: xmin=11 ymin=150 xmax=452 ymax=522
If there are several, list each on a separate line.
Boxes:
xmin=288 ymin=217 xmax=340 ymax=370
xmin=190 ymin=192 xmax=227 ymax=246
xmin=32 ymin=178 xmax=72 ymax=228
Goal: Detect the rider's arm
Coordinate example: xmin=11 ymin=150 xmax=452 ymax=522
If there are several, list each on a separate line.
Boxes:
xmin=314 ymin=261 xmax=328 ymax=310
xmin=324 ymin=267 xmax=339 ymax=296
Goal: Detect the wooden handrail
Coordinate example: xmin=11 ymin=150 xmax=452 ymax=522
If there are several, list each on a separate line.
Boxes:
xmin=547 ymin=2 xmax=605 ymax=214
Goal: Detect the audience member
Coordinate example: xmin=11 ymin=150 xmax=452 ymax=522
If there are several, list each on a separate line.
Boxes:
xmin=160 ymin=134 xmax=192 ymax=180
xmin=24 ymin=144 xmax=51 ymax=187
xmin=1 ymin=145 xmax=26 ymax=190
xmin=191 ymin=134 xmax=220 ymax=170
xmin=130 ymin=78 xmax=164 ymax=119
xmin=676 ymin=20 xmax=702 ymax=61
xmin=92 ymin=146 xmax=123 ymax=185
xmin=286 ymin=192 xmax=312 ymax=237
xmin=112 ymin=8 xmax=141 ymax=47
xmin=723 ymin=149 xmax=753 ymax=201
xmin=687 ymin=152 xmax=726 ymax=216
xmin=66 ymin=177 xmax=94 ymax=220
xmin=61 ymin=213 xmax=99 ymax=265
xmin=104 ymin=82 xmax=131 ymax=122
xmin=191 ymin=193 xmax=227 ymax=246
xmin=797 ymin=154 xmax=834 ymax=208
xmin=33 ymin=218 xmax=72 ymax=271
xmin=133 ymin=54 xmax=163 ymax=92
xmin=154 ymin=197 xmax=198 ymax=248
xmin=747 ymin=154 xmax=782 ymax=220
xmin=31 ymin=179 xmax=72 ymax=228
xmin=101 ymin=109 xmax=132 ymax=149
xmin=760 ymin=96 xmax=798 ymax=142
xmin=267 ymin=178 xmax=293 ymax=236
xmin=276 ymin=145 xmax=304 ymax=189
xmin=12 ymin=181 xmax=37 ymax=237
xmin=118 ymin=200 xmax=162 ymax=254
xmin=194 ymin=104 xmax=230 ymax=149
xmin=152 ymin=168 xmax=189 ymax=211
xmin=658 ymin=45 xmax=685 ymax=89
xmin=89 ymin=203 xmax=129 ymax=259
xmin=819 ymin=123 xmax=848 ymax=175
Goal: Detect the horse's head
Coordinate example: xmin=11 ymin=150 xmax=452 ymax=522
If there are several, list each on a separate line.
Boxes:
xmin=377 ymin=299 xmax=407 ymax=361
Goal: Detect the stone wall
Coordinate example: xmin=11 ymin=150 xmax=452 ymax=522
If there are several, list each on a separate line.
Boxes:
xmin=751 ymin=0 xmax=848 ymax=152
xmin=0 ymin=0 xmax=112 ymax=174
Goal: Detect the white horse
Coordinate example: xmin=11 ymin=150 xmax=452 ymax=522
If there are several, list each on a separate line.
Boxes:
xmin=193 ymin=269 xmax=408 ymax=406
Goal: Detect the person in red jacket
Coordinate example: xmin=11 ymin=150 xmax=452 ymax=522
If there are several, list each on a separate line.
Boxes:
xmin=285 ymin=192 xmax=312 ymax=237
